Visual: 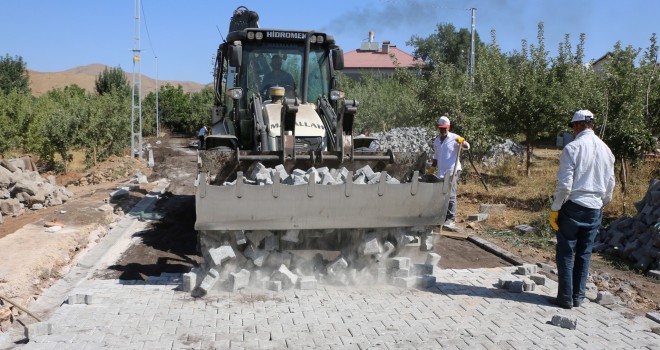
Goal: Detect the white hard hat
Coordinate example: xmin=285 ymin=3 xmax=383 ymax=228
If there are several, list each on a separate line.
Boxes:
xmin=437 ymin=116 xmax=450 ymax=128
xmin=568 ymin=110 xmax=594 ymax=127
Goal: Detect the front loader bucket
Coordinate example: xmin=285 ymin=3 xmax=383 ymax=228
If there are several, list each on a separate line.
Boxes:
xmin=195 ymin=150 xmax=452 ymax=231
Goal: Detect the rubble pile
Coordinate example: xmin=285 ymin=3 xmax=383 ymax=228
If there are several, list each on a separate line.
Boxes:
xmin=0 ymin=158 xmax=73 ymax=223
xmin=371 ymin=127 xmax=433 ymax=153
xmin=369 ymin=127 xmax=525 ymax=168
xmin=481 ymin=139 xmax=525 ymax=168
xmin=594 ymin=179 xmax=660 ymax=271
xmin=185 ymin=229 xmax=438 ymax=296
xmin=222 ymin=163 xmax=402 ymax=186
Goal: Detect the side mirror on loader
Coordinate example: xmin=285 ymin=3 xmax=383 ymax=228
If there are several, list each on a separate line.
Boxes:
xmin=332 ymin=49 xmax=344 ymax=70
xmin=228 ymin=45 xmax=242 ymax=67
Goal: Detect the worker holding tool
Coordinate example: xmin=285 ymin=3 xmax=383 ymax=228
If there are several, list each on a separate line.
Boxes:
xmin=548 ymin=109 xmax=615 ymax=309
xmin=427 ymin=116 xmax=470 ymax=227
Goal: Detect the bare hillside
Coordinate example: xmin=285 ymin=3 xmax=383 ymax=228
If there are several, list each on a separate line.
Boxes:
xmin=28 ymin=64 xmax=209 ymax=96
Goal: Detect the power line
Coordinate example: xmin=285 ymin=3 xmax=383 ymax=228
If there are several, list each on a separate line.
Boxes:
xmin=140 ymin=1 xmax=157 ymax=57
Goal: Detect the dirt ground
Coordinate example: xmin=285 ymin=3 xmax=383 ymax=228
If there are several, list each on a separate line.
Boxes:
xmin=1 ymin=136 xmax=658 ymax=331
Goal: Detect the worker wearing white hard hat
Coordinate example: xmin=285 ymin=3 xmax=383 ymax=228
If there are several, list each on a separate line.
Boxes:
xmin=428 ymin=115 xmax=470 ymax=228
xmin=548 ymin=109 xmax=615 ymax=309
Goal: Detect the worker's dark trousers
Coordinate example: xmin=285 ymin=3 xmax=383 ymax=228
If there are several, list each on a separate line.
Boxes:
xmin=555 ymin=200 xmax=601 ymax=306
xmin=198 ymin=136 xmax=205 ymax=150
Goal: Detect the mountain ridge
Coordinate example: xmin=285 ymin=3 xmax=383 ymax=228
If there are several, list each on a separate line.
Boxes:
xmin=28 ymin=63 xmax=209 ymax=96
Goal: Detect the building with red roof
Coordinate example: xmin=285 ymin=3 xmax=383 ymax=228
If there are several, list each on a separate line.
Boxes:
xmin=343 ymin=32 xmax=425 ymax=80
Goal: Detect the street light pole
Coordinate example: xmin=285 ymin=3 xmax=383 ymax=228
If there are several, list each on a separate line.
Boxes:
xmin=469 ymin=7 xmax=476 ymax=84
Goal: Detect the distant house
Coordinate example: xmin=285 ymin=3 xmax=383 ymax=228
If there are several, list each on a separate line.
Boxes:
xmin=343 ymin=32 xmax=424 ymax=80
xmin=591 ymin=52 xmax=612 ymax=74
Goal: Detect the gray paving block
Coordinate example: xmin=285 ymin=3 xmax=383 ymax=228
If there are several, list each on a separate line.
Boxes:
xmin=393 ymin=268 xmax=410 ymax=278
xmin=230 ymin=269 xmax=250 ymax=291
xmin=208 ymin=245 xmax=236 ymax=267
xmin=298 ymin=276 xmax=317 ymax=290
xmin=263 ymin=280 xmax=282 ymax=291
xmin=508 ymin=280 xmax=524 ymax=293
xmin=595 ymin=291 xmax=616 ymax=305
xmin=551 ymin=315 xmax=577 ymax=330
xmin=26 ymin=322 xmax=52 ymax=339
xmin=479 ymin=203 xmax=506 ymax=215
xmin=467 ymin=213 xmax=489 ymax=222
xmin=646 ymin=312 xmax=660 ymax=324
xmin=392 ymin=276 xmax=417 ymax=288
xmin=425 ymin=252 xmax=441 ymax=266
xmin=412 ymin=264 xmax=433 ymax=276
xmin=388 ymin=257 xmax=411 ymax=269
xmin=529 ymin=274 xmax=546 ymax=286
xmin=516 ymin=264 xmax=538 ymax=275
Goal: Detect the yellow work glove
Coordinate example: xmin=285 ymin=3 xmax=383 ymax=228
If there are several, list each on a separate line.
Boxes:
xmin=426 ymin=167 xmax=437 ymax=176
xmin=456 ymin=136 xmax=465 ymax=144
xmin=549 ymin=210 xmax=559 ymax=231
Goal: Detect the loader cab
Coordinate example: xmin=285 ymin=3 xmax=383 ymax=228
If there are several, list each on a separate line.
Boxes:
xmin=212 ymin=29 xmax=343 ymax=152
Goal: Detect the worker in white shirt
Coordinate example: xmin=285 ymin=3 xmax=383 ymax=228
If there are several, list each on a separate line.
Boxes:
xmin=548 ymin=109 xmax=615 ymax=309
xmin=429 ymin=116 xmax=470 ymax=227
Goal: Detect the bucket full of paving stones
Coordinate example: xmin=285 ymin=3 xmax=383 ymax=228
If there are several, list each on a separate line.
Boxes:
xmin=594 ymin=178 xmax=660 ymax=271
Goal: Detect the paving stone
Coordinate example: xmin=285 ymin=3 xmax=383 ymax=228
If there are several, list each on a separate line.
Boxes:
xmin=467 ymin=213 xmax=489 ymax=222
xmin=298 ymin=276 xmax=317 ymax=290
xmin=392 ymin=276 xmax=417 ymax=288
xmin=516 ymin=264 xmax=537 ymax=275
xmin=26 ymin=322 xmax=52 ymax=339
xmin=595 ymin=291 xmax=617 ymax=305
xmin=529 ymin=274 xmax=546 ymax=286
xmin=508 ymin=280 xmax=524 ymax=293
xmin=412 ymin=264 xmax=434 ymax=276
xmin=425 ymin=252 xmax=441 ymax=266
xmin=229 ymin=269 xmax=250 ymax=291
xmin=479 ymin=203 xmax=506 ymax=215
xmin=388 ymin=257 xmax=411 ymax=269
xmin=208 ymin=245 xmax=235 ymax=267
xmin=551 ymin=314 xmax=578 ymax=330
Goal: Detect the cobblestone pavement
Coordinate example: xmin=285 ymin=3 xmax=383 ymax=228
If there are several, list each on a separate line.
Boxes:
xmin=6 ymin=266 xmax=660 ymax=350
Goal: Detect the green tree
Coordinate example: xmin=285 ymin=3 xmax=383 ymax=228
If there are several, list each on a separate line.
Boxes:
xmin=95 ymin=66 xmax=130 ymax=96
xmin=0 ymin=91 xmax=33 ymax=156
xmin=639 ymin=33 xmax=660 ymax=135
xmin=0 ymin=54 xmax=30 ymax=94
xmin=599 ymin=42 xmax=656 ymax=162
xmin=340 ymin=69 xmax=424 ymax=133
xmin=408 ymin=23 xmax=484 ymax=73
xmin=83 ymin=91 xmax=131 ymax=166
xmin=157 ymin=84 xmax=192 ymax=134
xmin=36 ymin=86 xmax=89 ymax=172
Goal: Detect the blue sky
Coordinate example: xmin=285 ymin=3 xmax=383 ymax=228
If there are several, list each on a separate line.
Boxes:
xmin=2 ymin=0 xmax=658 ymax=85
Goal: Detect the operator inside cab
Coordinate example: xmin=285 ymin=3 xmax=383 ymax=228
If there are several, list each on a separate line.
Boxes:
xmin=262 ymin=55 xmax=295 ymax=96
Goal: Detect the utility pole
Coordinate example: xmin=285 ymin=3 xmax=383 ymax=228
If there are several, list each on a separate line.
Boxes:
xmin=131 ymin=0 xmax=143 ymax=159
xmin=469 ymin=7 xmax=476 ymax=84
xmin=155 ymin=56 xmax=160 ymax=138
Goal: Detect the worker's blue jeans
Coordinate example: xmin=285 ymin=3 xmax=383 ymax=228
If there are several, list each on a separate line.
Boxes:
xmin=445 ymin=170 xmax=460 ymax=221
xmin=555 ymin=200 xmax=602 ymax=306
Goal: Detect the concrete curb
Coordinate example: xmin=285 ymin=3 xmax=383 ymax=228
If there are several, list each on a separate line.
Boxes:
xmin=467 ymin=235 xmax=528 ymax=266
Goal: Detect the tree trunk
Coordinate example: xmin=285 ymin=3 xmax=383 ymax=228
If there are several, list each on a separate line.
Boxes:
xmin=619 ymin=157 xmax=628 ymax=214
xmin=525 ymin=136 xmax=532 ymax=177
xmin=93 ymin=146 xmax=97 ymax=167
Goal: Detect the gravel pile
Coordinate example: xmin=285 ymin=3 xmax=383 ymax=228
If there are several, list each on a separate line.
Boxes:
xmin=0 ymin=157 xmax=73 ymax=223
xmin=371 ymin=127 xmax=433 ymax=153
xmin=481 ymin=139 xmax=525 ymax=167
xmin=594 ymin=179 xmax=660 ymax=271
